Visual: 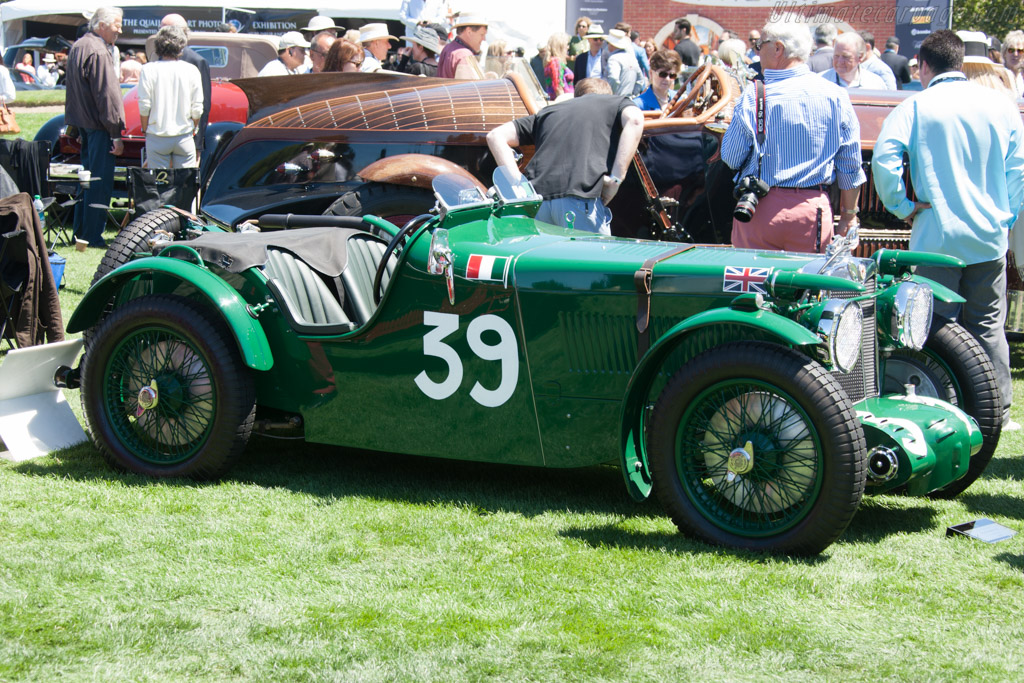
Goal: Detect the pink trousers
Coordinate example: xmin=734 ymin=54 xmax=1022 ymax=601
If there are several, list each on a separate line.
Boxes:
xmin=731 ymin=187 xmax=834 ymax=253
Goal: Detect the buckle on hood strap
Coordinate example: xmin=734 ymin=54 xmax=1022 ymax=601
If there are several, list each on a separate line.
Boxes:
xmin=634 ymin=245 xmax=692 ymax=358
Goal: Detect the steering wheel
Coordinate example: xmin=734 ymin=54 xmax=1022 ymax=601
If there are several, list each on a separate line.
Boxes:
xmin=373 ymin=214 xmax=432 ymax=305
xmin=661 ymin=64 xmax=713 ymax=119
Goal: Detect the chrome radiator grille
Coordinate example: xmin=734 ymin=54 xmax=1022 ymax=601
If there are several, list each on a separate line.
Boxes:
xmin=828 ymin=278 xmax=878 ymax=402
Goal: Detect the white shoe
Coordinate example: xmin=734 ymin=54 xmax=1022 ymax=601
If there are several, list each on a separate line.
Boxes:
xmin=1004 ymin=419 xmax=1021 ymax=432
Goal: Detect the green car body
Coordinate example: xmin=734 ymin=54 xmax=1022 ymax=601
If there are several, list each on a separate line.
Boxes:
xmin=67 ymin=174 xmax=993 ymax=554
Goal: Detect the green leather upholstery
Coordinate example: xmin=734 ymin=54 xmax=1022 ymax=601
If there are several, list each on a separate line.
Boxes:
xmin=265 ymin=249 xmax=350 ymax=326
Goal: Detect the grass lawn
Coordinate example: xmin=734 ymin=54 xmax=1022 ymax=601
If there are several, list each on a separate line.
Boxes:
xmin=1 ymin=230 xmax=1023 ymax=681
xmin=2 ymin=102 xmax=1024 ymax=679
xmin=10 ymin=89 xmax=67 ymax=108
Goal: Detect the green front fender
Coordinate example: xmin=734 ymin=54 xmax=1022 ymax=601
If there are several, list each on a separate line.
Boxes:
xmin=66 ymin=257 xmax=273 ymax=371
xmin=618 ymin=308 xmax=822 ymax=501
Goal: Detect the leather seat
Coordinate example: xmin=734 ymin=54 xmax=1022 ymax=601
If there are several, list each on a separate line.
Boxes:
xmin=263 ymin=233 xmax=397 ymax=331
xmin=264 ymin=249 xmax=351 ymax=327
xmin=343 ymin=234 xmax=396 ymax=326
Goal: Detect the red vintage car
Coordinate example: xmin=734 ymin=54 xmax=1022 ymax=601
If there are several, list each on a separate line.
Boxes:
xmin=37 ymin=32 xmax=276 ymax=171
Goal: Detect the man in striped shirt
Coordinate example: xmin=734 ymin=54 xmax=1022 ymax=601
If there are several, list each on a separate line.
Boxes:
xmin=721 ymin=17 xmax=864 ymax=253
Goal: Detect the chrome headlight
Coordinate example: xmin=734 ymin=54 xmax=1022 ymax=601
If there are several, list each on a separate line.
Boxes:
xmin=892 ymin=282 xmax=933 ymax=350
xmin=817 ymin=299 xmax=864 ymax=373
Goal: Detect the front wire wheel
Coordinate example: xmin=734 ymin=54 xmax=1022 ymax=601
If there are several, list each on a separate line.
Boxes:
xmin=650 ymin=342 xmax=867 ymax=555
xmin=882 ymin=320 xmax=1002 ymax=498
xmin=82 ymin=295 xmax=255 ymax=479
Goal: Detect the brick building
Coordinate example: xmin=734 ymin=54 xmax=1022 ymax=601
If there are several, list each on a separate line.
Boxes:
xmin=624 ymin=1 xmax=901 ymax=50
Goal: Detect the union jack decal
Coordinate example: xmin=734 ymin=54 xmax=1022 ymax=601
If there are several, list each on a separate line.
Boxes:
xmin=723 ymin=266 xmax=772 ymax=294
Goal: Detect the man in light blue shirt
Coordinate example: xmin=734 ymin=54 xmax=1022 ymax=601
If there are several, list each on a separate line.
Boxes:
xmin=873 ymin=29 xmax=1024 ymax=429
xmin=721 ymin=17 xmax=864 ymax=252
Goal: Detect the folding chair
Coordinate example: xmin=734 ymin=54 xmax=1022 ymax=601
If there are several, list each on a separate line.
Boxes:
xmin=0 ymin=227 xmax=27 ymax=352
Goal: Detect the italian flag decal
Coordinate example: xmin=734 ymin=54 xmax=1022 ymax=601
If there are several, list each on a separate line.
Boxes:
xmin=466 ymin=254 xmax=511 ymax=284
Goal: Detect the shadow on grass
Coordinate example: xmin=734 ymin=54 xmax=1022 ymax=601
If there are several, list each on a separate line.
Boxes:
xmin=994 ymin=552 xmax=1024 ymax=571
xmin=835 ymin=497 xmax=939 ymax=544
xmin=976 ymin=454 xmax=1024 ymax=481
xmin=13 ymin=436 xmax=664 ymax=522
xmin=959 ymin=491 xmax=1024 ymax=521
xmin=558 ymin=524 xmax=833 ymax=563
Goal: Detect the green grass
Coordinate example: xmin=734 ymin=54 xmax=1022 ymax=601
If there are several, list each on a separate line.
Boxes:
xmin=10 ymin=88 xmax=66 ymax=107
xmin=10 ymin=111 xmax=57 ymax=143
xmin=3 ymin=221 xmax=1024 ymax=679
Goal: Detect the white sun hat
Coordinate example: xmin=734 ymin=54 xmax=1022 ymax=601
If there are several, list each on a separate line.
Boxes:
xmin=451 ymin=13 xmax=488 ymax=29
xmin=360 ymin=23 xmax=398 ymax=43
xmin=279 ymin=31 xmax=311 ymax=50
xmin=604 ymin=28 xmax=632 ymax=51
xmin=302 ymin=16 xmax=344 ymax=33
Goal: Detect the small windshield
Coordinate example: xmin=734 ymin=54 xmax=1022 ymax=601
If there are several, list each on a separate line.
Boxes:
xmin=492 ymin=167 xmax=542 ymax=203
xmin=432 ymin=174 xmax=488 ymax=210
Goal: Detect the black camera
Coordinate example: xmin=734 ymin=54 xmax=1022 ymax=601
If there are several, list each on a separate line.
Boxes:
xmin=732 ymin=176 xmax=770 ymax=223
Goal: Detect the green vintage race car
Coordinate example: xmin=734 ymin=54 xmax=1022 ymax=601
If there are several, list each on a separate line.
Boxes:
xmin=65 ymin=169 xmax=1001 ymax=555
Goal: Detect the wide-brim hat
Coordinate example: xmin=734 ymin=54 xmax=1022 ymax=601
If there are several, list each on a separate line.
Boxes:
xmin=302 ymin=16 xmax=343 ymax=33
xmin=584 ymin=25 xmax=605 ymax=40
xmin=279 ymin=31 xmax=311 ymax=50
xmin=452 ymin=13 xmax=487 ymax=29
xmin=957 ymin=30 xmax=993 ymax=64
xmin=360 ymin=22 xmax=398 ymax=43
xmin=401 ymin=25 xmax=442 ymax=54
xmin=604 ymin=28 xmax=631 ymax=51
xmin=42 ymin=54 xmax=57 ymax=63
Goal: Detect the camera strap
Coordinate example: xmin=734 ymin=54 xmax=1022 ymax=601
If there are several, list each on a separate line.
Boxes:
xmin=754 ymin=79 xmax=766 ymax=181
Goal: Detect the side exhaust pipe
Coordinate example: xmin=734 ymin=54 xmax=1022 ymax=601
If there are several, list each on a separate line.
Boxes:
xmin=867 ymin=446 xmax=899 ymax=483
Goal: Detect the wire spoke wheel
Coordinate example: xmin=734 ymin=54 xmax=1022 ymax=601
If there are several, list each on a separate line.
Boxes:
xmin=82 ymin=295 xmax=255 ymax=479
xmin=678 ymin=381 xmax=822 ymax=535
xmin=104 ymin=330 xmax=216 ymax=464
xmin=650 ymin=342 xmax=866 ymax=555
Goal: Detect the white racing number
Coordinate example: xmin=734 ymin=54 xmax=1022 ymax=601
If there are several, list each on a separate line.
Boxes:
xmin=414 ymin=311 xmax=519 ymax=407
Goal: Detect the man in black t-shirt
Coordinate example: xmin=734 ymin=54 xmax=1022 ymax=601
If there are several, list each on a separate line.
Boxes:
xmin=486 ymin=78 xmax=644 ymax=234
xmin=673 ymin=19 xmax=701 ymax=67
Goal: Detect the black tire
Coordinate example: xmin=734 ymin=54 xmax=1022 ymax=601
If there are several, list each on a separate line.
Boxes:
xmin=91 ymin=208 xmax=185 ymax=286
xmin=649 ymin=342 xmax=867 ymax=555
xmin=882 ymin=321 xmax=1002 ymax=498
xmin=324 ymin=183 xmax=435 ymax=230
xmin=81 ymin=294 xmax=255 ymax=479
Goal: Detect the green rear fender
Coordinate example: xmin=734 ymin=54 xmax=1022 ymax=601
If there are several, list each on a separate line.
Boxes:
xmin=66 ymin=258 xmax=274 ymax=371
xmin=618 ymin=308 xmax=822 ymax=501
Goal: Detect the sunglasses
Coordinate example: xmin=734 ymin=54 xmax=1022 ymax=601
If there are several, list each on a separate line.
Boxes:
xmin=754 ymin=38 xmax=768 ymax=51
xmin=1007 ymin=47 xmax=1024 ymax=55
xmin=656 ymin=70 xmax=679 ymax=79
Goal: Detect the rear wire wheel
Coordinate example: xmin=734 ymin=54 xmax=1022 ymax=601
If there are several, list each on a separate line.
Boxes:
xmin=81 ymin=295 xmax=255 ymax=479
xmin=649 ymin=342 xmax=867 ymax=555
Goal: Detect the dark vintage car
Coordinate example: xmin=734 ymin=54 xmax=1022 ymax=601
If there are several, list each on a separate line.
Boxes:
xmin=62 ymin=168 xmax=997 ymax=555
xmin=171 ymin=66 xmax=1024 ymax=329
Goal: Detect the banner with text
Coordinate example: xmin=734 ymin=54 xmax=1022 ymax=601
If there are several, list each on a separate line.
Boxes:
xmin=564 ymin=1 xmax=623 ymax=35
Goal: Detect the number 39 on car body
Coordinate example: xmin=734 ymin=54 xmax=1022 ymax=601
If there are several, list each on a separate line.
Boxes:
xmin=415 ymin=311 xmax=519 ymax=408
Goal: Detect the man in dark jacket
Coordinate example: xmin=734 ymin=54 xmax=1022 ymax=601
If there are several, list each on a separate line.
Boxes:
xmin=162 ymin=14 xmax=212 ymax=158
xmin=573 ymin=25 xmax=606 ymax=84
xmin=881 ymin=36 xmax=912 ymax=89
xmin=65 ymin=6 xmax=125 ymax=248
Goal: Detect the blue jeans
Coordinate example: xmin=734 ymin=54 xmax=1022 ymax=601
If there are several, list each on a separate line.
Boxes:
xmin=536 ymin=196 xmax=612 ymax=235
xmin=73 ymin=127 xmax=116 ymax=246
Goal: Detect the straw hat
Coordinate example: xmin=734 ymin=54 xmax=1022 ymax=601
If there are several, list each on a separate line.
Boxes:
xmin=401 ymin=25 xmax=442 ymax=55
xmin=360 ymin=23 xmax=398 ymax=43
xmin=584 ymin=25 xmax=606 ymax=40
xmin=302 ymin=16 xmax=344 ymax=34
xmin=604 ymin=28 xmax=631 ymax=51
xmin=42 ymin=54 xmax=57 ymax=64
xmin=451 ymin=13 xmax=487 ymax=29
xmin=279 ymin=31 xmax=311 ymax=50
